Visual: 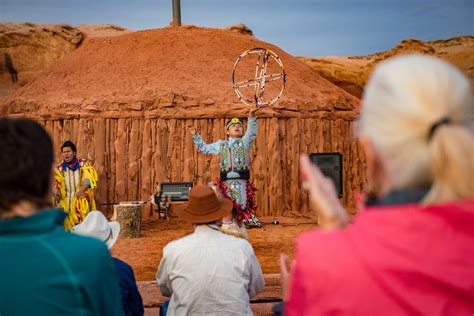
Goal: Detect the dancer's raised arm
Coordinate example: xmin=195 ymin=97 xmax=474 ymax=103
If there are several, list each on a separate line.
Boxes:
xmin=243 ymin=104 xmax=260 ymax=149
xmin=189 ymin=126 xmax=222 ymax=155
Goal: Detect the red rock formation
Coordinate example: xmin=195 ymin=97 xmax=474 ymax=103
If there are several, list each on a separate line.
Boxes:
xmin=77 ymin=24 xmax=132 ymax=38
xmin=0 ymin=23 xmax=82 ymax=97
xmin=225 ymin=23 xmax=254 ymax=36
xmin=0 ymin=22 xmax=131 ymax=97
xmin=1 ymin=26 xmax=364 ymax=218
xmin=299 ymin=36 xmax=474 ymax=98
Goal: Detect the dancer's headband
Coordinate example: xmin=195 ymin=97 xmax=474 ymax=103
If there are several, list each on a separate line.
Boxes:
xmin=226 ymin=118 xmax=243 ymax=130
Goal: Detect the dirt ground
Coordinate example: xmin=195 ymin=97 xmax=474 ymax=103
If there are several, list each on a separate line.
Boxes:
xmin=113 ymin=216 xmax=318 ymax=281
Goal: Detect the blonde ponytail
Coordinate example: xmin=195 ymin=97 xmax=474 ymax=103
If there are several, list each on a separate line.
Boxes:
xmin=360 ymin=54 xmax=474 ymax=204
xmin=424 ymin=125 xmax=474 ymax=203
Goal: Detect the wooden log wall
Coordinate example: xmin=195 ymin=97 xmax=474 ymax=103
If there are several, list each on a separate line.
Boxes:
xmin=42 ymin=116 xmax=367 ymax=219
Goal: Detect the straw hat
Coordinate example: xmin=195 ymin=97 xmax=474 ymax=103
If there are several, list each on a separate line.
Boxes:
xmin=174 ymin=184 xmax=233 ymax=223
xmin=72 ymin=211 xmax=120 ymax=249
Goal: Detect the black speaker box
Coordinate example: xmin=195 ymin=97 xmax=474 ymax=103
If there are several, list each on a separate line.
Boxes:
xmin=309 ymin=153 xmax=343 ymax=197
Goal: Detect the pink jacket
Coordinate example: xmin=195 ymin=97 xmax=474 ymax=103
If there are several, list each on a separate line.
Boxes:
xmin=286 ymin=199 xmax=474 ymax=316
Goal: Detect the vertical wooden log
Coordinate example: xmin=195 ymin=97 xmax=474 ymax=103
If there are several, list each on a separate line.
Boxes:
xmin=183 ymin=119 xmax=195 ymax=183
xmin=155 ymin=119 xmax=168 ymax=185
xmin=322 ymin=119 xmax=331 ymax=152
xmin=341 ymin=120 xmax=352 ymax=211
xmin=278 ymin=119 xmax=291 ymax=215
xmin=286 ymin=118 xmax=301 ymax=215
xmin=175 ymin=119 xmax=183 ymax=181
xmin=44 ymin=120 xmax=53 ymax=139
xmin=78 ymin=119 xmax=93 ymax=161
xmin=93 ymin=118 xmax=106 ymax=212
xmin=72 ymin=118 xmax=79 ymax=145
xmin=151 ymin=119 xmax=158 ymax=191
xmin=114 ymin=119 xmax=128 ymax=202
xmin=128 ymin=119 xmax=141 ymax=201
xmin=63 ymin=119 xmax=74 ymax=145
xmin=332 ymin=119 xmax=343 ymax=207
xmin=194 ymin=119 xmax=204 ymax=184
xmin=267 ymin=117 xmax=282 ymax=217
xmin=106 ymin=119 xmax=116 ymax=216
xmin=107 ymin=118 xmax=113 ymax=209
xmin=199 ymin=118 xmax=210 ymax=184
xmin=167 ymin=119 xmax=178 ymax=181
xmin=254 ymin=118 xmax=268 ymax=215
xmin=141 ymin=119 xmax=153 ymax=219
xmin=209 ymin=118 xmax=223 ymax=183
xmin=52 ymin=120 xmax=63 ymax=163
xmin=251 ymin=117 xmax=264 ymax=216
xmin=300 ymin=118 xmax=315 ymax=216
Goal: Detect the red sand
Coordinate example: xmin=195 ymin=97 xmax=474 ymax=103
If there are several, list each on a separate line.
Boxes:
xmin=113 ymin=217 xmax=317 ymax=281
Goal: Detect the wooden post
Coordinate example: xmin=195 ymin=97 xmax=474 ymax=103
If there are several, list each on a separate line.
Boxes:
xmin=172 ymin=0 xmax=181 ymax=27
xmin=114 ymin=204 xmax=141 ymax=238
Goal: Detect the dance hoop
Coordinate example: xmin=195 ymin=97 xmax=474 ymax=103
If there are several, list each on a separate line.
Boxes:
xmin=232 ymin=48 xmax=286 ymax=107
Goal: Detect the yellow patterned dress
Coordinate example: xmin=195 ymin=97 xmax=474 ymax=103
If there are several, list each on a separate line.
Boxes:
xmin=53 ymin=158 xmax=98 ymax=230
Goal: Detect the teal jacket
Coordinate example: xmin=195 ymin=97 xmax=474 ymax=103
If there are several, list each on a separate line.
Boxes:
xmin=0 ymin=209 xmax=124 ymax=316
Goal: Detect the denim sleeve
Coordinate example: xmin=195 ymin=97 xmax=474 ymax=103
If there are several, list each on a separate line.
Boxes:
xmin=243 ymin=116 xmax=258 ymax=150
xmin=192 ymin=133 xmax=222 ymax=155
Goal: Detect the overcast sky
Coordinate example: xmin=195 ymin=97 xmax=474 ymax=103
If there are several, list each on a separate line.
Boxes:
xmin=1 ymin=0 xmax=472 ymax=56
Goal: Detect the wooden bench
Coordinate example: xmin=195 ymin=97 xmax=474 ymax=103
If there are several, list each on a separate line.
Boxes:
xmin=138 ymin=273 xmax=282 ymax=315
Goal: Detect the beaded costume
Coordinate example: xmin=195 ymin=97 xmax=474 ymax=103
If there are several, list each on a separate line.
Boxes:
xmin=193 ymin=116 xmax=261 ymax=227
xmin=53 ymin=158 xmax=98 ymax=230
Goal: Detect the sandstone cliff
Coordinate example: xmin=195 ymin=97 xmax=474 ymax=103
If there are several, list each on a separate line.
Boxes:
xmin=0 ymin=22 xmax=131 ymax=97
xmin=299 ymin=36 xmax=474 ymax=98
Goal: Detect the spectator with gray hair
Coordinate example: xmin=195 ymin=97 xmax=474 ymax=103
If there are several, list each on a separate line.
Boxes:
xmin=281 ymin=55 xmax=474 ymax=315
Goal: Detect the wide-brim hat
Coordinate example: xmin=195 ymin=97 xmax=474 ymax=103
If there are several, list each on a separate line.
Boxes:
xmin=174 ymin=184 xmax=233 ymax=223
xmin=72 ymin=211 xmax=120 ymax=249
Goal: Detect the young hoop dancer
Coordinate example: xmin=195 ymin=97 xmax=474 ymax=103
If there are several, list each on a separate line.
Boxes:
xmin=189 ymin=105 xmax=262 ymax=229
